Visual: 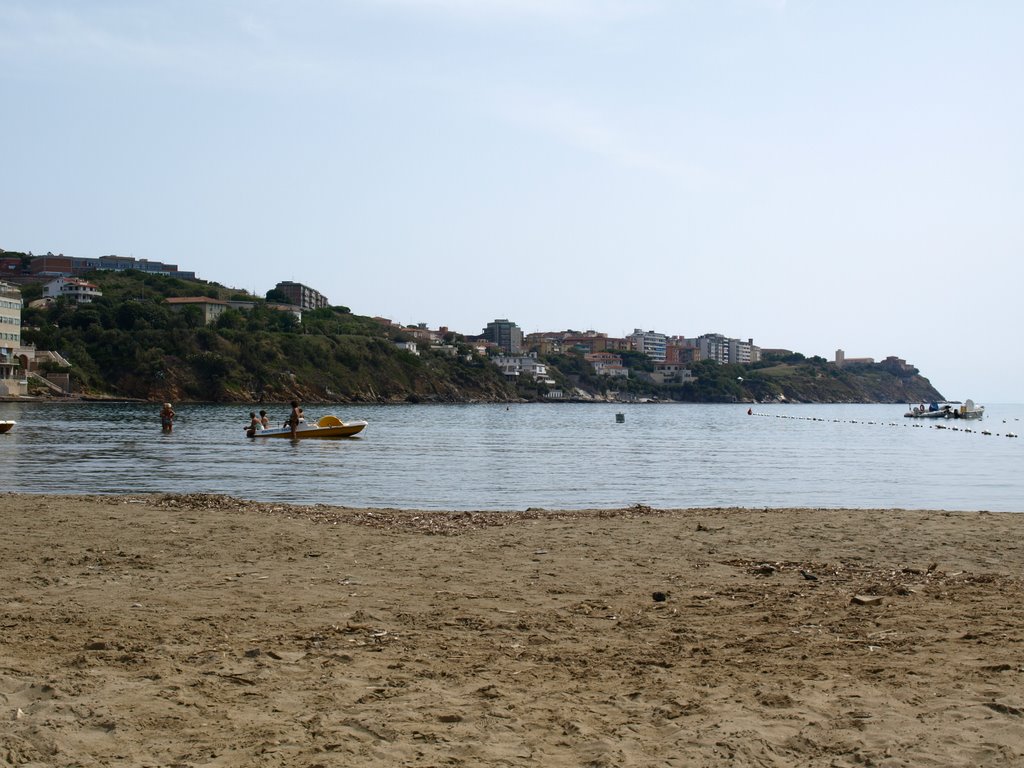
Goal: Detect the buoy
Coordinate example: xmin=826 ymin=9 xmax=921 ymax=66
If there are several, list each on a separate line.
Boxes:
xmin=616 ymin=413 xmax=625 ymax=423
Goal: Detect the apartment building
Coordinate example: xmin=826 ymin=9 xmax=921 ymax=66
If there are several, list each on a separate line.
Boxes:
xmin=274 ymin=281 xmax=330 ymax=311
xmin=0 ymin=281 xmax=24 ymax=396
xmin=483 ymin=319 xmax=523 ymax=354
xmin=524 ymin=332 xmax=564 ymax=355
xmin=665 ymin=336 xmax=700 ymax=365
xmin=564 ymin=331 xmax=628 ymax=353
xmin=524 ymin=330 xmax=629 ymax=355
xmin=626 ymin=329 xmax=667 ymax=362
xmin=685 ymin=333 xmax=761 ymax=365
xmin=729 ymin=337 xmax=760 ymax=365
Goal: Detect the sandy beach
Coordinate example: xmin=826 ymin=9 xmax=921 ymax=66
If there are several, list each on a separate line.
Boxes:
xmin=2 ymin=494 xmax=1022 ymax=767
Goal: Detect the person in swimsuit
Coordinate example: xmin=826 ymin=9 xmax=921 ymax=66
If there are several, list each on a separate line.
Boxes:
xmin=160 ymin=403 xmax=175 ymax=432
xmin=245 ymin=411 xmax=263 ymax=438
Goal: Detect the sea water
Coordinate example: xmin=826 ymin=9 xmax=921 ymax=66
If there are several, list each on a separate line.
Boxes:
xmin=0 ymin=401 xmax=1021 ymax=512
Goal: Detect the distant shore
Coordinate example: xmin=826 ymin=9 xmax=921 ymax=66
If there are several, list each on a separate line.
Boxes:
xmin=1 ymin=394 xmax=932 ymax=405
xmin=3 ymin=493 xmax=1022 ymax=766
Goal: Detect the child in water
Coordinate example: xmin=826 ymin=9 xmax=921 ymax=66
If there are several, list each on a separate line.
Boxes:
xmin=160 ymin=403 xmax=175 ymax=432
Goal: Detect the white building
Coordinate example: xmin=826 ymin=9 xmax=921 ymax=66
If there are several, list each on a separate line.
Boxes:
xmin=686 ymin=333 xmax=760 ymax=365
xmin=728 ymin=338 xmax=760 ymax=365
xmin=43 ymin=276 xmax=102 ymax=304
xmin=0 ymin=281 xmax=25 ymax=396
xmin=626 ymin=329 xmax=667 ymax=362
xmin=585 ymin=352 xmax=629 ymax=378
xmin=492 ymin=353 xmax=556 ymax=385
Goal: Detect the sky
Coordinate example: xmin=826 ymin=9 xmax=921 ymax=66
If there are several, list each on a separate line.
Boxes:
xmin=2 ymin=1 xmax=1022 ymax=402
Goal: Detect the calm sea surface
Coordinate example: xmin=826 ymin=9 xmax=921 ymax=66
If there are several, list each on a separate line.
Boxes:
xmin=1 ymin=401 xmax=1021 ymax=512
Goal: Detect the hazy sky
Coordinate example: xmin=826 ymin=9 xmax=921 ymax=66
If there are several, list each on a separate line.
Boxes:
xmin=2 ymin=1 xmax=1022 ymax=401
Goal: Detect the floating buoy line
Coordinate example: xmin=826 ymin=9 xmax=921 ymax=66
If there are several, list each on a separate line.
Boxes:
xmin=746 ymin=410 xmax=1019 ymax=439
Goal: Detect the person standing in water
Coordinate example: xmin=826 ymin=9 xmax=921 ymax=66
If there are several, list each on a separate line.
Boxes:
xmin=288 ymin=400 xmax=301 ymax=439
xmin=160 ymin=403 xmax=175 ymax=432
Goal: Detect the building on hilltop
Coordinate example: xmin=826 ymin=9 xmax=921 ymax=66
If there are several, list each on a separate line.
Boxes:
xmin=273 ymin=281 xmax=329 ymax=311
xmin=688 ymin=333 xmax=728 ymax=363
xmin=685 ymin=333 xmax=760 ymax=365
xmin=835 ymin=350 xmax=914 ymax=372
xmin=28 ymin=253 xmax=195 ymax=280
xmin=372 ymin=317 xmax=404 ymax=334
xmin=524 ymin=331 xmax=564 ymax=355
xmin=265 ymin=303 xmax=303 ymax=321
xmin=165 ymin=297 xmax=230 ymax=325
xmin=1 ymin=255 xmax=25 ymax=278
xmin=30 ymin=254 xmax=90 ymax=277
xmin=565 ymin=331 xmax=628 ymax=354
xmin=523 ymin=329 xmax=629 ymax=355
xmin=626 ymin=329 xmax=668 ymax=362
xmin=882 ymin=356 xmax=915 ymax=373
xmin=93 ymin=255 xmax=196 ymax=279
xmin=400 ymin=323 xmax=443 ymax=343
xmin=665 ymin=336 xmax=700 ymax=365
xmin=728 ymin=337 xmax=760 ymax=365
xmin=834 ymin=349 xmax=874 ymax=367
xmin=483 ymin=319 xmax=523 ymax=354
xmin=166 ymin=297 xmax=302 ymax=325
xmin=43 ymin=277 xmax=102 ymax=304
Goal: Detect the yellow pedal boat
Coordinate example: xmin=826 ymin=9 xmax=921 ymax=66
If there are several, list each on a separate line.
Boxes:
xmin=249 ymin=415 xmax=367 ymax=439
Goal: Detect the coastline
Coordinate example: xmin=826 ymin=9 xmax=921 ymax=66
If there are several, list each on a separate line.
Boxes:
xmin=3 ymin=494 xmax=1023 ymax=766
xmin=0 ymin=393 xmax=942 ymax=406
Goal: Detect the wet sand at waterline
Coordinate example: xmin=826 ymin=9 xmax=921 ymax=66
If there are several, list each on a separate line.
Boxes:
xmin=2 ymin=494 xmax=1023 ymax=767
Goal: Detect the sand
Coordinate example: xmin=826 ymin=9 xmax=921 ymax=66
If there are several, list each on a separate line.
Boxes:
xmin=2 ymin=494 xmax=1023 ymax=767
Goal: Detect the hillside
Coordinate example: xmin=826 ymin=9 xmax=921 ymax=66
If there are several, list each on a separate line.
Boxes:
xmin=19 ymin=272 xmax=516 ymax=404
xmin=737 ymin=357 xmax=943 ymax=404
xmin=544 ymin=356 xmax=943 ymax=405
xmin=16 ymin=271 xmax=944 ymax=404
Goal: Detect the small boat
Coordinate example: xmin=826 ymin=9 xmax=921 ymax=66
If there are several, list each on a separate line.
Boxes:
xmin=904 ymin=400 xmax=984 ymax=420
xmin=0 ymin=420 xmax=15 ymax=434
xmin=248 ymin=414 xmax=367 ymax=439
xmin=958 ymin=399 xmax=985 ymax=420
xmin=905 ymin=403 xmax=954 ymax=418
